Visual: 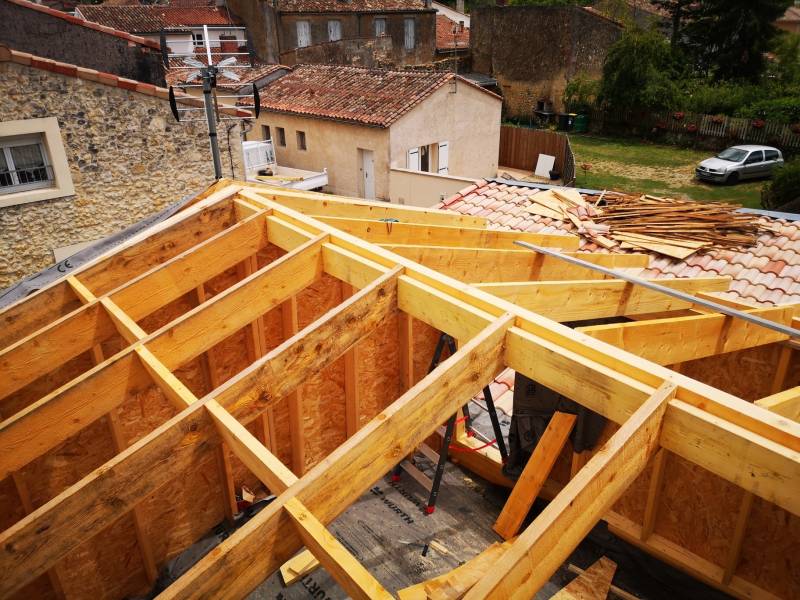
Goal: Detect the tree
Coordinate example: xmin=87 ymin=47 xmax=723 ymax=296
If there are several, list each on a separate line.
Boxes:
xmin=598 ymin=28 xmax=680 ymax=111
xmin=650 ymin=0 xmax=694 ymax=47
xmin=682 ymin=0 xmax=793 ymax=81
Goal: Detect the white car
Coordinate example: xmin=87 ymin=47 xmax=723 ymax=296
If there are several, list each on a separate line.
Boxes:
xmin=696 ymin=145 xmax=784 ymax=184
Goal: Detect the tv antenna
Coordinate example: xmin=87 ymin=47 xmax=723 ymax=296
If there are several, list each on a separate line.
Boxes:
xmin=161 ymin=25 xmax=261 ymax=179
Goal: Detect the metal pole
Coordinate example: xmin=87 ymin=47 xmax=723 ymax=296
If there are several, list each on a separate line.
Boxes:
xmin=514 ymin=241 xmax=800 ymax=339
xmin=202 ymin=68 xmax=223 ymax=180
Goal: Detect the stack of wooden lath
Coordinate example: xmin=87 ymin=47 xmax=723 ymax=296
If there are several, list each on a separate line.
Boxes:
xmin=524 ymin=189 xmax=777 ymax=260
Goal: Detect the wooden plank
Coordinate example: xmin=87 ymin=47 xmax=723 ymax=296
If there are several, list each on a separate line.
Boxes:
xmin=566 ymin=564 xmax=638 ymax=600
xmin=474 ymin=277 xmax=731 ymax=322
xmin=383 ymin=245 xmax=647 ymax=283
xmin=280 ymin=549 xmax=320 ymax=586
xmin=266 ymin=214 xmax=318 ymax=251
xmin=398 ymin=312 xmax=414 ymax=390
xmin=464 ymin=383 xmax=675 ymax=600
xmin=158 ymin=315 xmax=512 ymax=600
xmin=493 ymin=411 xmax=576 ymax=539
xmin=341 ymin=282 xmax=361 ymax=438
xmin=281 ymin=295 xmax=305 ymax=473
xmin=552 ymin=556 xmax=617 ymax=600
xmin=756 ymin=387 xmax=800 ymax=421
xmin=0 ymin=280 xmax=81 ymax=349
xmin=318 ymin=216 xmax=580 ymax=250
xmin=283 ymin=497 xmax=393 ymax=600
xmin=110 ymin=212 xmax=270 ymax=321
xmin=722 ymin=491 xmax=754 ymax=585
xmin=0 ymin=301 xmax=118 ymax=401
xmin=100 ymin=297 xmax=147 ymax=344
xmin=146 ymin=234 xmax=327 ymax=370
xmin=244 ymin=185 xmax=487 ymax=227
xmin=397 ymin=539 xmax=514 ymax=600
xmin=578 ymin=307 xmax=794 ymax=365
xmin=640 ymin=449 xmax=667 ymax=541
xmin=323 ymin=242 xmax=390 ymax=289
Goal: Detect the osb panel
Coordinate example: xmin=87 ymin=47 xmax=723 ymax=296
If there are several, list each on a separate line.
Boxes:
xmin=357 ymin=310 xmax=402 ymax=426
xmin=58 ymin=514 xmax=149 ymax=600
xmin=0 ymin=476 xmax=26 ymax=530
xmin=141 ymin=453 xmax=226 ymax=569
xmin=0 ymin=350 xmax=95 ymax=419
xmin=297 ymin=274 xmax=347 ymax=469
xmin=652 ymin=454 xmax=743 ymax=567
xmin=138 ymin=289 xmax=198 ymax=334
xmin=737 ymin=496 xmax=800 ymax=598
xmin=256 ymin=243 xmax=286 ymax=270
xmin=611 ymin=449 xmax=655 ymax=526
xmin=679 ymin=344 xmax=783 ymax=401
xmin=116 ymin=384 xmax=178 ymax=447
xmin=10 ymin=575 xmax=57 ymax=600
xmin=412 ymin=317 xmax=441 ymax=385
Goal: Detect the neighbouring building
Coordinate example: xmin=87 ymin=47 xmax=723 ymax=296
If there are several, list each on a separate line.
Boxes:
xmin=167 ymin=53 xmax=290 ymax=95
xmin=247 ymin=64 xmax=500 ymax=204
xmin=75 ymin=3 xmax=243 ymax=55
xmin=0 ymin=0 xmax=165 ymax=85
xmin=471 ymin=5 xmax=621 ymax=117
xmin=227 ymin=0 xmax=437 ymax=67
xmin=0 ymin=44 xmax=247 ymax=289
xmin=777 ymin=4 xmax=800 ymax=34
xmin=435 ymin=14 xmax=469 ymax=58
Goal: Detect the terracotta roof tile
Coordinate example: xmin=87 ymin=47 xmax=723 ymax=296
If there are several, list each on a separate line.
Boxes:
xmin=76 ymin=5 xmax=238 ymax=33
xmin=436 ymin=14 xmax=469 ymax=51
xmin=278 ymin=0 xmax=426 ymax=12
xmin=435 ymin=179 xmax=800 ymax=306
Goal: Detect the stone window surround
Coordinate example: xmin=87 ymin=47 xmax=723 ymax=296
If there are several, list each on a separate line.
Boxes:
xmin=0 ymin=117 xmax=74 ymax=208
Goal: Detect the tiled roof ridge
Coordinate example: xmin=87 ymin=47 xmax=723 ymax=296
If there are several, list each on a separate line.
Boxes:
xmin=76 ymin=4 xmax=239 ymax=30
xmin=0 ymin=44 xmax=252 ymax=118
xmin=276 ymin=0 xmax=430 ymax=13
xmin=6 ymin=0 xmax=161 ymax=50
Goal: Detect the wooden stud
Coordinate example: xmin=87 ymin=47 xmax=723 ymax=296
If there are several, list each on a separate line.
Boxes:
xmin=280 ymin=549 xmax=320 ymax=586
xmin=398 ymin=311 xmax=414 ymax=390
xmin=722 ymin=491 xmax=755 ymax=585
xmin=341 ymin=282 xmax=361 ymax=437
xmin=493 ymin=411 xmax=576 ymax=540
xmin=551 ymin=556 xmax=617 ymax=600
xmin=283 ymin=498 xmax=393 ymax=600
xmin=464 ymin=382 xmax=675 ymax=600
xmin=640 ymin=448 xmax=668 ymax=541
xmin=281 ymin=295 xmax=305 ymax=473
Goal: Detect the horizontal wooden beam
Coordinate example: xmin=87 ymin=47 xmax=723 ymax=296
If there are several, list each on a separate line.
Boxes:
xmin=110 ymin=211 xmax=270 ymax=321
xmin=475 ymin=276 xmax=731 ymax=322
xmin=318 ymin=216 xmax=580 ymax=250
xmin=382 ymin=245 xmax=648 ymax=283
xmin=158 ymin=315 xmax=513 ymax=600
xmin=578 ymin=306 xmax=793 ymax=365
xmin=266 ymin=214 xmax=318 ymax=251
xmin=0 ymin=280 xmax=82 ymax=350
xmin=756 ymin=387 xmax=800 ymax=421
xmin=464 ymin=383 xmax=674 ymax=599
xmin=283 ymin=498 xmax=392 ymax=600
xmin=243 ymin=185 xmax=487 ymax=227
xmin=146 ymin=234 xmax=327 ymax=370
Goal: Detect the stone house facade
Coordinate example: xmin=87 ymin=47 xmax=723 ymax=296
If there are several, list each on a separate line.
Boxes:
xmin=0 ymin=46 xmax=245 ymax=290
xmin=249 ymin=64 xmax=501 ymax=202
xmin=471 ymin=5 xmax=621 ymax=117
xmin=0 ymin=0 xmax=165 ymax=86
xmin=227 ymin=0 xmax=436 ymax=67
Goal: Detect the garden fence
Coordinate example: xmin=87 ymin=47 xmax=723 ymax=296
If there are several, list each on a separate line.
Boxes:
xmin=499 ymin=126 xmax=576 ymax=184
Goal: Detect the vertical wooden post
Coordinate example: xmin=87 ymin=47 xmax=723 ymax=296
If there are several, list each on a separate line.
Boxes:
xmin=282 ymin=295 xmax=305 ymax=474
xmin=398 ymin=312 xmax=414 ymax=391
xmin=341 ymin=282 xmax=361 ymax=438
xmin=640 ymin=448 xmax=668 ymax=541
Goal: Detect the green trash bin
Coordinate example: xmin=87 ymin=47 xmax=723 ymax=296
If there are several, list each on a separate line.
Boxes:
xmin=573 ymin=113 xmax=589 ymax=133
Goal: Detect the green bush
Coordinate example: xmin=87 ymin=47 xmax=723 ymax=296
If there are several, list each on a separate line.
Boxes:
xmin=736 ymin=96 xmax=800 ymax=124
xmin=563 ymin=73 xmax=600 ymax=113
xmin=680 ymin=82 xmax=763 ymax=116
xmin=762 ymin=160 xmax=800 ymax=210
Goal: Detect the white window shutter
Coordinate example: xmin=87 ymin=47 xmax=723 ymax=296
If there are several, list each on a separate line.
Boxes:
xmin=407 ymin=147 xmax=420 ymax=171
xmin=437 ymin=141 xmax=449 ymax=174
xmin=404 ymin=18 xmax=415 ymax=50
xmin=297 ymin=21 xmax=310 ymax=47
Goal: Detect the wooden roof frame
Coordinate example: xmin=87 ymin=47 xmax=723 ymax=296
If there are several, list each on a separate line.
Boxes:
xmin=0 ymin=181 xmax=797 ymax=600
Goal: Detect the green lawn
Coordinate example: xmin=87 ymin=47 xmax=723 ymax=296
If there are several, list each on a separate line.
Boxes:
xmin=569 ymin=134 xmax=765 ymax=208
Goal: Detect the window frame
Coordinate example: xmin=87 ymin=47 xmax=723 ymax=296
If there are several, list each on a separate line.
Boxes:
xmin=745 ymin=150 xmax=764 ymax=165
xmin=374 ymin=17 xmax=387 ymax=37
xmin=0 ymin=136 xmax=53 ymax=193
xmin=0 ymin=117 xmax=74 ymax=208
xmin=191 ymin=31 xmax=204 ymax=47
xmin=296 ymin=20 xmax=311 ymax=48
xmin=764 ymin=149 xmax=780 ymax=161
xmin=277 ymin=127 xmax=287 ymax=147
xmin=261 ymin=125 xmax=271 ymax=141
xmin=404 ymin=17 xmax=415 ymax=50
xmin=327 ymin=20 xmax=342 ymax=42
xmin=296 ymin=130 xmax=307 ymax=151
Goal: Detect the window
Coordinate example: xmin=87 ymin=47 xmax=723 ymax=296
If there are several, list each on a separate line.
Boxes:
xmin=191 ymin=32 xmax=204 ymax=47
xmin=0 ymin=117 xmax=74 ymax=208
xmin=404 ymin=17 xmax=415 ymax=50
xmin=327 ymin=20 xmax=342 ymax=42
xmin=374 ymin=17 xmax=387 ymax=37
xmin=296 ymin=20 xmax=311 ymax=48
xmin=745 ymin=151 xmax=764 ymax=164
xmin=765 ymin=149 xmax=780 ymax=161
xmin=261 ymin=125 xmax=271 ymax=140
xmin=277 ymin=127 xmax=286 ymax=147
xmin=296 ymin=130 xmax=307 ymax=151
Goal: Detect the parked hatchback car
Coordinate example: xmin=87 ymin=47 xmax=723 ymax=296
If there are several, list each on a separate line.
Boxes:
xmin=696 ymin=145 xmax=784 ymax=184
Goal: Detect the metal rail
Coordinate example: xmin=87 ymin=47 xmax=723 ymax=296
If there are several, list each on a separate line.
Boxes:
xmin=514 ymin=241 xmax=800 ymax=339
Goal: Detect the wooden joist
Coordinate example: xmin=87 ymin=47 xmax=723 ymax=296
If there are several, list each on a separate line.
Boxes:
xmin=756 ymin=387 xmax=800 ymax=421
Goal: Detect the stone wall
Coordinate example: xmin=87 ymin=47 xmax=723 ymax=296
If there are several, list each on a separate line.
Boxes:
xmin=471 ymin=6 xmax=620 ymax=117
xmin=0 ymin=0 xmax=165 ymax=85
xmin=279 ymin=36 xmax=394 ymax=68
xmin=0 ymin=62 xmax=244 ymax=289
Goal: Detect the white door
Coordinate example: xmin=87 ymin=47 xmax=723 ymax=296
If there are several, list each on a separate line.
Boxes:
xmin=360 ymin=149 xmax=375 ymax=199
xmin=296 ymin=21 xmax=311 ymax=48
xmin=437 ymin=141 xmax=449 ymax=174
xmin=407 ymin=147 xmax=420 ymax=171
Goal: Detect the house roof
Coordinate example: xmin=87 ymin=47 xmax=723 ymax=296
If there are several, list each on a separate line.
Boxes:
xmin=0 ymin=44 xmax=251 ymax=117
xmin=276 ymin=0 xmax=428 ymax=14
xmin=248 ymin=64 xmax=498 ymax=127
xmin=436 ymin=14 xmax=469 ymax=51
xmin=439 ymin=179 xmax=800 ymax=307
xmin=778 ymin=6 xmax=800 ymax=23
xmin=75 ymin=5 xmax=238 ymax=34
xmin=6 ymin=0 xmax=160 ymax=49
xmin=166 ymin=55 xmax=288 ymax=89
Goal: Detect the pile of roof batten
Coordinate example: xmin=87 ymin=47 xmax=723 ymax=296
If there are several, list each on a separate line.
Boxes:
xmin=524 ymin=188 xmax=778 ymax=259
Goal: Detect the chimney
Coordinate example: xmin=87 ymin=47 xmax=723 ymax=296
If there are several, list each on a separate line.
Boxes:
xmin=425 ymin=0 xmax=432 ymax=8
xmin=456 ymin=0 xmax=464 ymax=14
xmin=219 ymin=35 xmax=238 ymax=54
